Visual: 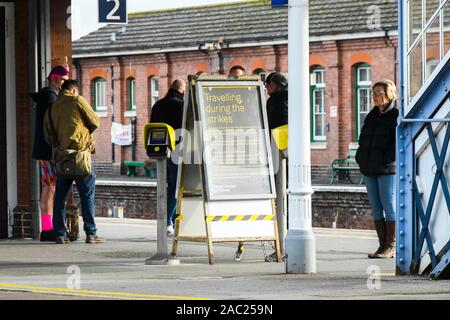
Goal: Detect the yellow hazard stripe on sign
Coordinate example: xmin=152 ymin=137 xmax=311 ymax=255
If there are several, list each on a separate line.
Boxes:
xmin=205 ymin=215 xmax=274 ymax=222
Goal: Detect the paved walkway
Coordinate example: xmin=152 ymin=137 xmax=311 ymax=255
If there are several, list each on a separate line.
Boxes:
xmin=0 ymin=218 xmax=448 ymax=300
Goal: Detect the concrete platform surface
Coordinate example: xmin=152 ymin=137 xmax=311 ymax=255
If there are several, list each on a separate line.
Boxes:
xmin=0 ymin=218 xmax=448 ymax=300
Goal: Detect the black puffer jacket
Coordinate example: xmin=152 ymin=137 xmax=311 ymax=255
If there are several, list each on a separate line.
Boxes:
xmin=355 ymin=104 xmax=399 ymax=176
xmin=266 ymin=86 xmax=288 ymax=130
xmin=30 ymin=87 xmax=58 ymax=160
xmin=150 ymin=89 xmax=184 ymax=131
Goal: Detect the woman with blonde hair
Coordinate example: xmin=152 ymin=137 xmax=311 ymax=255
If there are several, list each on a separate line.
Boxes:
xmin=356 ymin=79 xmax=399 ymax=259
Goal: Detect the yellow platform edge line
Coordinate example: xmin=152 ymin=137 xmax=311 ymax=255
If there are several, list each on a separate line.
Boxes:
xmin=0 ymin=283 xmax=209 ymax=300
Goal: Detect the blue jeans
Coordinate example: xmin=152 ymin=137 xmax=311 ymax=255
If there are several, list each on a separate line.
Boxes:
xmin=53 ymin=170 xmax=97 ymax=237
xmin=167 ymin=161 xmax=178 ymax=226
xmin=364 ymin=174 xmax=396 ymax=222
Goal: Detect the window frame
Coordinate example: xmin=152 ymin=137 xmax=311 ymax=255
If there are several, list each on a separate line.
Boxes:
xmin=355 ymin=64 xmax=372 ymax=141
xmin=93 ymin=77 xmax=107 ymax=112
xmin=310 ymin=67 xmax=326 ymax=142
xmin=128 ymin=78 xmax=136 ymax=111
xmin=150 ymin=77 xmax=159 ymax=107
xmin=406 ymin=0 xmax=449 ymax=103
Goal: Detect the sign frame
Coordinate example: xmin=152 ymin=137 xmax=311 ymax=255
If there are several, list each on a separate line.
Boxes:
xmin=171 ymin=75 xmax=281 ymax=264
xmin=195 ymin=81 xmax=276 ymax=201
xmin=98 ymin=0 xmax=127 ymax=24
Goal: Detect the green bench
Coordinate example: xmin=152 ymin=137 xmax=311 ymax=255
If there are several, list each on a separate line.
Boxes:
xmin=330 ymin=148 xmax=364 ymax=184
xmin=124 ymin=160 xmax=155 ymax=177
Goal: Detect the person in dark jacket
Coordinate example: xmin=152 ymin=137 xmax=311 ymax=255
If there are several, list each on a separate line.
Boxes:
xmin=355 ymin=79 xmax=399 ymax=259
xmin=30 ymin=65 xmax=69 ymax=241
xmin=264 ymin=72 xmax=276 ymax=97
xmin=266 ymin=72 xmax=288 ymax=130
xmin=150 ymin=79 xmax=186 ymax=236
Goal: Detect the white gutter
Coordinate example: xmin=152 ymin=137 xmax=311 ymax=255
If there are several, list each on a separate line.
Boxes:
xmin=72 ymin=30 xmax=398 ymax=59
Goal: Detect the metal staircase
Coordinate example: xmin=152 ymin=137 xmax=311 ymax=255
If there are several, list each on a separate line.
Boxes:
xmin=397 ymin=0 xmax=450 ymax=279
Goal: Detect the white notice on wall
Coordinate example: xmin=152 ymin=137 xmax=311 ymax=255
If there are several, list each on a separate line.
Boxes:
xmin=330 ymin=106 xmax=338 ymax=118
xmin=111 ymin=122 xmax=132 ymax=145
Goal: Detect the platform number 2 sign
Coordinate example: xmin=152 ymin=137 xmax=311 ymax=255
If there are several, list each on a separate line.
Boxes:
xmin=98 ymin=0 xmax=127 ymax=24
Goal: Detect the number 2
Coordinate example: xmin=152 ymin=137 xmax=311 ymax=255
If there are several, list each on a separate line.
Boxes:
xmin=106 ymin=0 xmax=120 ymax=20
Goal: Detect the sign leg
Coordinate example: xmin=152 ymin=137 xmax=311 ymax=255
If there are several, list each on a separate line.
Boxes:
xmin=171 ymin=216 xmax=180 ymax=256
xmin=205 ymin=221 xmax=215 ymax=265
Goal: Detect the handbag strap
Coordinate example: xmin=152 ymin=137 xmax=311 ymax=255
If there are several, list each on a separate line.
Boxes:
xmin=47 ymin=104 xmax=59 ymax=148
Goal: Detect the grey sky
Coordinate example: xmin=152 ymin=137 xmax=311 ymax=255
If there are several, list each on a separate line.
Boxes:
xmin=71 ymin=0 xmax=246 ymax=40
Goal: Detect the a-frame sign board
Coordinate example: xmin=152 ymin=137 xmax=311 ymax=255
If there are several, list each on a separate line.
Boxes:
xmin=171 ymin=75 xmax=281 ymax=264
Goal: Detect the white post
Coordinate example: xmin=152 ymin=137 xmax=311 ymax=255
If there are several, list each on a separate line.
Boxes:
xmin=285 ymin=0 xmax=316 ymax=273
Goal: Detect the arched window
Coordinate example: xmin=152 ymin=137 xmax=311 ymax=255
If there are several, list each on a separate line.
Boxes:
xmin=93 ymin=77 xmax=107 ymax=111
xmin=310 ymin=66 xmax=326 ymax=141
xmin=128 ymin=77 xmax=136 ymax=111
xmin=355 ymin=64 xmax=372 ymax=140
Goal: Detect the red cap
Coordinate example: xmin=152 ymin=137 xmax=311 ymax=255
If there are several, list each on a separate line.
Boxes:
xmin=48 ymin=65 xmax=69 ymax=80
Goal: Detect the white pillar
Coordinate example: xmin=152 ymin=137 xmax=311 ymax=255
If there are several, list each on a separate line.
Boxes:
xmin=285 ymin=0 xmax=316 ymax=273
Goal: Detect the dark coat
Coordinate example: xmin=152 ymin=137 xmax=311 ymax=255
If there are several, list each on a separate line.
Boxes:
xmin=266 ymin=86 xmax=288 ymax=130
xmin=355 ymin=104 xmax=399 ymax=176
xmin=150 ymin=89 xmax=184 ymax=131
xmin=30 ymin=87 xmax=58 ymax=160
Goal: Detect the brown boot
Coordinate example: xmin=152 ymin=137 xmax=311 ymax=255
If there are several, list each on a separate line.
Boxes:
xmin=368 ymin=219 xmax=386 ymax=258
xmin=374 ymin=220 xmax=396 ymax=258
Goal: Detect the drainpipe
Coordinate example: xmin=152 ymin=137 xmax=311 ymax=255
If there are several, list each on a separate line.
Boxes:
xmin=28 ymin=0 xmax=40 ymax=239
xmin=73 ymin=58 xmax=82 ymax=95
xmin=111 ymin=64 xmax=115 ymax=163
xmin=218 ymin=50 xmax=224 ymax=75
xmin=383 ymin=28 xmax=397 ymax=85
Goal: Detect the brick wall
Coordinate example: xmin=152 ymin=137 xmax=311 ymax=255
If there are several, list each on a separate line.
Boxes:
xmin=15 ymin=0 xmax=31 ymax=205
xmin=72 ymin=183 xmax=374 ymax=230
xmin=312 ymin=189 xmax=373 ymax=229
xmin=73 ymin=183 xmax=157 ymax=220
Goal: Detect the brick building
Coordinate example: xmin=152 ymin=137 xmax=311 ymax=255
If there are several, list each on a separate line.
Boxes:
xmin=72 ymin=0 xmax=399 ymax=181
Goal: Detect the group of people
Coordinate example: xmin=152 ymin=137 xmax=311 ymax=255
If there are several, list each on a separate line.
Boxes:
xmin=32 ymin=63 xmax=399 ymax=260
xmin=31 ymin=65 xmax=104 ymax=244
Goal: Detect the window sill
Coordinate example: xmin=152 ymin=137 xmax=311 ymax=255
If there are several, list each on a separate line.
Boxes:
xmin=124 ymin=111 xmax=137 ymax=118
xmin=96 ymin=111 xmax=108 ymax=118
xmin=311 ymin=142 xmax=327 ymax=149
